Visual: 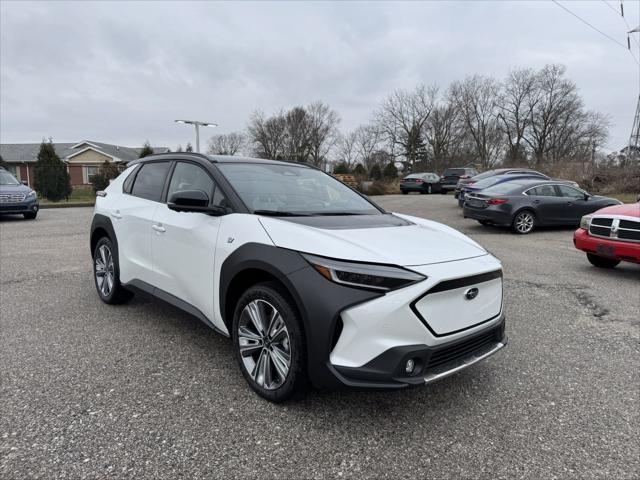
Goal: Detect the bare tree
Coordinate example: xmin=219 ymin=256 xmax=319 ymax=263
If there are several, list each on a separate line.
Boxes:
xmin=337 ymin=130 xmax=358 ymax=168
xmin=284 ymin=107 xmax=312 ymax=162
xmin=306 ymin=101 xmax=340 ymax=168
xmin=354 ymin=124 xmax=382 ymax=169
xmin=207 ymin=132 xmax=246 ymax=156
xmin=377 ymin=85 xmax=437 ymax=166
xmin=247 ymin=110 xmax=288 ymax=159
xmin=449 ymin=75 xmax=503 ymax=170
xmin=424 ymin=100 xmax=459 ymax=172
xmin=498 ymin=68 xmax=538 ymax=166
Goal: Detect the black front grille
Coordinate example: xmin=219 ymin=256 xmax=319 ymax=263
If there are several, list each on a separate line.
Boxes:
xmin=426 ymin=326 xmax=500 ymax=370
xmin=589 ymin=225 xmax=611 ymax=237
xmin=619 ymin=229 xmax=640 ymax=241
xmin=591 ymin=217 xmax=613 ymax=227
xmin=619 ymin=219 xmax=640 ymax=230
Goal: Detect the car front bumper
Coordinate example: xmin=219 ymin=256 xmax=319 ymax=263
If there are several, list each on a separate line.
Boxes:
xmin=0 ymin=197 xmax=39 ymax=214
xmin=301 ymin=254 xmax=506 ymax=389
xmin=573 ymin=228 xmax=640 ymax=264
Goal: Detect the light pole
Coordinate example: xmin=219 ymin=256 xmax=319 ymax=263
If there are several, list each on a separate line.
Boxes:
xmin=174 ymin=119 xmax=219 ymax=153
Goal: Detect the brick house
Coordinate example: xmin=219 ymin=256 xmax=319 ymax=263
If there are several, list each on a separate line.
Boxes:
xmin=0 ymin=141 xmax=168 ymax=187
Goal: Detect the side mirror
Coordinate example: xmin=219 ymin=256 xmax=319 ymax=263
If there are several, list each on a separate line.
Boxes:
xmin=584 ymin=194 xmax=590 ymax=201
xmin=167 ymin=190 xmax=225 ymax=216
xmin=21 ymin=181 xmax=28 ymax=186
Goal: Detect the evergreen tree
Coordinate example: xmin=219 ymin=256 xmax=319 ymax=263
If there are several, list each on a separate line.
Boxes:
xmin=0 ymin=154 xmax=7 ymax=169
xmin=353 ymin=163 xmax=367 ymax=175
xmin=383 ymin=161 xmax=398 ymax=179
xmin=176 ymin=144 xmax=183 ymax=152
xmin=139 ymin=141 xmax=154 ymax=158
xmin=90 ymin=160 xmax=120 ymax=192
xmin=370 ymin=164 xmax=382 ymax=180
xmin=185 ymin=142 xmax=193 ymax=152
xmin=34 ymin=139 xmax=72 ymax=201
xmin=333 ymin=162 xmax=350 ymax=174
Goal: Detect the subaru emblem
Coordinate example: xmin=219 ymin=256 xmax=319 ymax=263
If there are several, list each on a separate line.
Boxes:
xmin=464 ymin=287 xmax=479 ymax=300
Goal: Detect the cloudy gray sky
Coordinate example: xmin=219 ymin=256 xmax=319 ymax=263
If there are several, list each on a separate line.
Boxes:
xmin=1 ymin=0 xmax=638 ymax=151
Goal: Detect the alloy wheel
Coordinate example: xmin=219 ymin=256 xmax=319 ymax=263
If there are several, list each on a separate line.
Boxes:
xmin=237 ymin=299 xmax=291 ymax=390
xmin=95 ymin=244 xmax=115 ymax=297
xmin=514 ymin=212 xmax=534 ymax=233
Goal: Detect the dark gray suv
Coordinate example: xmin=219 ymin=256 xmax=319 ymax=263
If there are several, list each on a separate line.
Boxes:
xmin=0 ymin=168 xmax=39 ymax=219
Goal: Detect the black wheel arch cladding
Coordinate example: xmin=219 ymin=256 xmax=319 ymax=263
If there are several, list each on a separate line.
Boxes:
xmin=220 ymin=243 xmax=382 ymax=388
xmin=90 ymin=214 xmax=118 ymax=256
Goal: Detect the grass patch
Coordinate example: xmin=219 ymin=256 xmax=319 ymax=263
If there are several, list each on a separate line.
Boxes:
xmin=607 ymin=192 xmax=638 ymax=204
xmin=39 ymin=188 xmax=96 ymax=204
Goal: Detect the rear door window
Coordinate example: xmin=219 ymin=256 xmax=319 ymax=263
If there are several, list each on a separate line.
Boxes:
xmin=528 ymin=185 xmax=558 ymax=197
xmin=556 ymin=185 xmax=585 ymax=199
xmin=130 ymin=162 xmax=171 ymax=202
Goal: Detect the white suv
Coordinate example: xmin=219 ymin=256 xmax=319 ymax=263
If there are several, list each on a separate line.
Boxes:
xmin=90 ymin=153 xmax=506 ymax=402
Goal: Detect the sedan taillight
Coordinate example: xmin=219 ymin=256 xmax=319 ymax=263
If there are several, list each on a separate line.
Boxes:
xmin=487 ymin=198 xmax=508 ymax=205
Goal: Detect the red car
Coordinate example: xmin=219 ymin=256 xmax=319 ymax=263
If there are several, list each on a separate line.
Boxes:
xmin=574 ymin=202 xmax=640 ymax=268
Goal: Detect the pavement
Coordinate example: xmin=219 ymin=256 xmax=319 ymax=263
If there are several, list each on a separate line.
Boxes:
xmin=1 ymin=195 xmax=638 ymax=479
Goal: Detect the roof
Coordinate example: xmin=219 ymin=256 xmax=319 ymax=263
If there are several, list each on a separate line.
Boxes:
xmin=0 ymin=141 xmax=169 ymax=163
xmin=128 ymin=152 xmax=313 ymax=168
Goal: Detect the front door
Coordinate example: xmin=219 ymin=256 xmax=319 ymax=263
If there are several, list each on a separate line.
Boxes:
xmin=151 ymin=161 xmax=226 ymax=321
xmin=555 ymin=184 xmax=589 ymax=224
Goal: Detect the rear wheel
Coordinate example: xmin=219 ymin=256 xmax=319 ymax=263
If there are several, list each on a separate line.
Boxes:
xmin=425 ymin=184 xmax=432 ymax=194
xmin=586 ymin=253 xmax=620 ymax=269
xmin=93 ymin=237 xmax=133 ymax=304
xmin=233 ymin=282 xmax=307 ymax=402
xmin=512 ymin=210 xmax=535 ymax=234
xmin=401 ymin=190 xmax=408 ymax=195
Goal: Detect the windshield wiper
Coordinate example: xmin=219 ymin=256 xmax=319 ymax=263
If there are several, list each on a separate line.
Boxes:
xmin=309 ymin=212 xmax=370 ymax=216
xmin=253 ymin=210 xmax=312 ymax=217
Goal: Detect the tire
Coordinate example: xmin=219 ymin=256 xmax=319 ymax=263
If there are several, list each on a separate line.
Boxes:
xmin=478 ymin=220 xmax=490 ymax=226
xmin=440 ymin=190 xmax=447 ymax=195
xmin=586 ymin=253 xmax=620 ymax=269
xmin=92 ymin=237 xmax=133 ymax=304
xmin=401 ymin=190 xmax=408 ymax=195
xmin=426 ymin=184 xmax=432 ymax=194
xmin=233 ymin=282 xmax=307 ymax=402
xmin=512 ymin=210 xmax=536 ymax=234
xmin=23 ymin=212 xmax=37 ymax=220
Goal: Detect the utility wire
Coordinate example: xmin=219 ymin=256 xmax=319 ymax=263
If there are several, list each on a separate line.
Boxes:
xmin=601 ymin=0 xmax=640 ymax=48
xmin=552 ymin=0 xmax=639 ymax=66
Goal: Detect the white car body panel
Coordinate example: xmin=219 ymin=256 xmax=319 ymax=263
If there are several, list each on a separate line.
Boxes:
xmin=258 ymin=214 xmax=487 ymax=266
xmin=330 ymin=254 xmax=503 ymax=368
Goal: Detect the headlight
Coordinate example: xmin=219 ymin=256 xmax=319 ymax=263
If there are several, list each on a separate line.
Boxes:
xmin=27 ymin=191 xmax=37 ymax=198
xmin=301 ymin=253 xmax=425 ymax=292
xmin=580 ymin=215 xmax=592 ymax=230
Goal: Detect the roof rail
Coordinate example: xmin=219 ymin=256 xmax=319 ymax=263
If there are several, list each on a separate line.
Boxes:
xmin=126 ymin=151 xmax=210 ymax=167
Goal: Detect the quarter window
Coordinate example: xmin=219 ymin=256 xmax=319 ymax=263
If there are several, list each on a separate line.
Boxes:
xmin=130 ymin=162 xmax=171 ymax=202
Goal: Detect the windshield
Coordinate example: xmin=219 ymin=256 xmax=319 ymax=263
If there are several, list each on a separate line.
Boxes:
xmin=218 ymin=163 xmax=381 ymax=216
xmin=0 ymin=171 xmax=21 ymax=186
xmin=471 ymin=170 xmax=499 ymax=181
xmin=473 ymin=176 xmax=504 ymax=189
xmin=444 ymin=168 xmax=465 ymax=176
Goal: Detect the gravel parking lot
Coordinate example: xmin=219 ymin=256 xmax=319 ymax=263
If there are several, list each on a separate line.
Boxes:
xmin=1 ymin=194 xmax=638 ymax=479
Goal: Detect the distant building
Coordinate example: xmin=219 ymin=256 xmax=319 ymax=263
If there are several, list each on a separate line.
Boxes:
xmin=0 ymin=140 xmax=168 ymax=187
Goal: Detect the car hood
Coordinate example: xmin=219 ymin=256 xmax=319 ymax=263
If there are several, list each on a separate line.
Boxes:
xmin=593 ymin=202 xmax=640 ymax=218
xmin=258 ymin=213 xmax=488 ymax=267
xmin=0 ymin=184 xmax=31 ymax=193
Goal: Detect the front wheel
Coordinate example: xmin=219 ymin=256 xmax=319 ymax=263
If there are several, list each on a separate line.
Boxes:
xmin=512 ymin=210 xmax=536 ymax=234
xmin=233 ymin=282 xmax=307 ymax=402
xmin=586 ymin=253 xmax=620 ymax=269
xmin=440 ymin=189 xmax=447 ymax=195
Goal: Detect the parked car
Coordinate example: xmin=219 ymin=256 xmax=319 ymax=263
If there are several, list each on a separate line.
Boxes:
xmin=454 ymin=168 xmax=549 ymax=199
xmin=0 ymin=167 xmax=39 ymax=219
xmin=91 ymin=153 xmax=507 ymax=402
xmin=439 ymin=167 xmax=478 ymax=194
xmin=574 ymin=203 xmax=640 ymax=268
xmin=457 ymin=173 xmax=552 ymax=207
xmin=463 ymin=179 xmax=621 ymax=234
xmin=400 ymin=172 xmax=442 ymax=194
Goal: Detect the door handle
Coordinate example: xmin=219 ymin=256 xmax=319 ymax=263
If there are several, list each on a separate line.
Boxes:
xmin=111 ymin=211 xmax=122 ymax=220
xmin=152 ymin=224 xmax=166 ymax=233
xmin=567 ymin=202 xmax=573 ymax=206
xmin=532 ymin=200 xmax=540 ymax=204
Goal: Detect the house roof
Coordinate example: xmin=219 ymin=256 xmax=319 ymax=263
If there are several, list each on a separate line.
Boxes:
xmin=0 ymin=141 xmax=169 ymax=163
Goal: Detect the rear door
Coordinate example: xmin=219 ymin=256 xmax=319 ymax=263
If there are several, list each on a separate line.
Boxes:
xmin=525 ymin=184 xmax=567 ymax=225
xmin=150 ymin=161 xmax=228 ymax=320
xmin=116 ymin=161 xmax=171 ymax=284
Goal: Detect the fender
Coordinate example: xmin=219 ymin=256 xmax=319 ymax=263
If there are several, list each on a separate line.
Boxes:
xmin=90 ymin=214 xmax=118 ymax=257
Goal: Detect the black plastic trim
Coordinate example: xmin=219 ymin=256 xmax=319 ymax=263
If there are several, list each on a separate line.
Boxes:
xmin=409 ymin=269 xmax=503 ymax=338
xmin=123 ymin=279 xmax=229 ymax=337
